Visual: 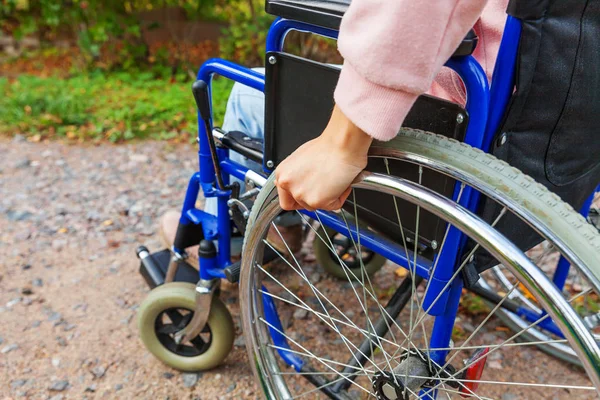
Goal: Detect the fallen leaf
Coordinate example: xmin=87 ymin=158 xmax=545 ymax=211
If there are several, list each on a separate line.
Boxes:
xmin=395 ymin=267 xmax=409 ymax=278
xmin=518 ymin=283 xmax=536 ymax=301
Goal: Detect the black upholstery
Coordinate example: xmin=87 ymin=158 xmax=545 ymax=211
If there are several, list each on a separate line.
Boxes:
xmin=265 ymin=0 xmax=478 ymax=56
xmin=476 ymin=0 xmax=600 ymax=270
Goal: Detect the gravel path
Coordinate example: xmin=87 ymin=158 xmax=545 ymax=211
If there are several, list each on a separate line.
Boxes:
xmin=0 ymin=137 xmax=596 ymax=399
xmin=0 ymin=137 xmax=254 ymax=399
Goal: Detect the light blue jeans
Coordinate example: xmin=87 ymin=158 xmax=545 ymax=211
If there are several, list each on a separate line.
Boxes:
xmin=204 ymin=69 xmax=300 ymax=237
xmin=204 ymin=69 xmax=265 ymax=217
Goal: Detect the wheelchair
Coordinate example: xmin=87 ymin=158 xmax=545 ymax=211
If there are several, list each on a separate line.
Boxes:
xmin=135 ymin=0 xmax=600 ymax=398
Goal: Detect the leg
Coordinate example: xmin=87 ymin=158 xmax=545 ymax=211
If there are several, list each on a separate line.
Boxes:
xmin=161 ymin=73 xmax=302 ymax=266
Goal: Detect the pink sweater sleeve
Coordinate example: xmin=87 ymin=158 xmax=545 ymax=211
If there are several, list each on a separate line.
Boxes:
xmin=334 ymin=0 xmax=490 ymax=141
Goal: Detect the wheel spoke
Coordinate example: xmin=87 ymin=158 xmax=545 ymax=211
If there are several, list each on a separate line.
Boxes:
xmin=296 ymin=211 xmax=417 ymax=348
xmin=258 ymin=243 xmax=399 ymax=350
xmin=269 ymin=223 xmax=376 ymax=378
xmin=256 ymin=260 xmax=388 ymax=376
xmin=259 ymin=317 xmax=378 ymax=397
xmin=241 ymin=143 xmax=600 ymax=399
xmin=259 ymin=287 xmax=404 ymax=352
xmin=267 ymin=344 xmax=376 ymax=373
xmin=439 ymin=282 xmax=519 ymax=373
xmin=426 ymin=288 xmax=595 ymax=394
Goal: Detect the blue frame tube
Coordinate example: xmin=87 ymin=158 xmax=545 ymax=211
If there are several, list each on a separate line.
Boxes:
xmin=262 ymin=287 xmax=305 ymax=370
xmin=445 ymin=56 xmax=490 ymax=150
xmin=421 ymin=45 xmax=491 ymax=316
xmin=220 ymin=158 xmax=252 ymax=182
xmin=423 ymin=15 xmax=520 ymax=316
xmin=190 ymin=61 xmax=266 ymax=281
xmin=484 ymin=16 xmax=521 ymax=154
xmin=266 ymin=17 xmax=338 ymax=52
xmin=304 ymin=210 xmax=432 ymax=279
xmin=196 ymin=60 xmax=265 ymax=192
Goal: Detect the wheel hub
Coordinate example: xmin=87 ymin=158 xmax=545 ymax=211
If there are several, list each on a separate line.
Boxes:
xmin=373 ymin=373 xmax=409 ymax=400
xmin=373 ymin=354 xmax=432 ymax=400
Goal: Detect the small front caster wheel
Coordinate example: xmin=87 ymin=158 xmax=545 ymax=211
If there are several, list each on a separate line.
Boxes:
xmin=314 ymin=225 xmax=386 ymax=280
xmin=137 ymin=282 xmax=234 ymax=371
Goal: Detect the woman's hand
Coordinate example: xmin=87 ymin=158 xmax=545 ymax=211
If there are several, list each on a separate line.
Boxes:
xmin=275 ymin=105 xmax=373 ymax=211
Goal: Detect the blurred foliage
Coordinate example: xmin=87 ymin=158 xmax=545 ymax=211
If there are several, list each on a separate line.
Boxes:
xmin=0 ymin=0 xmax=340 ymax=69
xmin=0 ymin=0 xmax=339 ymax=143
xmin=459 ymin=290 xmax=491 ymax=316
xmin=0 ymin=73 xmax=233 ymax=142
xmin=0 ymin=0 xmax=273 ymax=69
xmin=218 ymin=0 xmax=273 ymax=66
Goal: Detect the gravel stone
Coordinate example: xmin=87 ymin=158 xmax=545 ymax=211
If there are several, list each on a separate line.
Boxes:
xmin=502 ymin=394 xmax=518 ymax=400
xmin=1 ymin=343 xmax=19 ymax=353
xmin=163 ymin=372 xmax=175 ymax=380
xmin=129 ymin=153 xmax=149 ymax=163
xmin=115 ymin=383 xmax=123 ymax=391
xmin=85 ymin=384 xmax=97 ymax=393
xmin=310 ymin=272 xmax=321 ymax=283
xmin=32 ymin=278 xmax=43 ymax=287
xmin=47 ymin=311 xmax=62 ymax=321
xmin=49 ymin=380 xmax=69 ymax=391
xmin=91 ymin=366 xmax=106 ymax=379
xmin=6 ymin=297 xmax=21 ymax=308
xmin=49 ymin=395 xmax=64 ymax=400
xmin=63 ymin=323 xmax=77 ymax=332
xmin=51 ymin=239 xmax=67 ymax=251
xmin=182 ymin=372 xmax=201 ymax=388
xmin=14 ymin=158 xmax=31 ymax=169
xmin=6 ymin=210 xmax=33 ymax=221
xmin=10 ymin=379 xmax=27 ymax=388
xmin=226 ymin=383 xmax=236 ymax=393
xmin=21 ymin=287 xmax=33 ymax=295
xmin=234 ymin=335 xmax=246 ymax=347
xmin=293 ymin=308 xmax=308 ymax=320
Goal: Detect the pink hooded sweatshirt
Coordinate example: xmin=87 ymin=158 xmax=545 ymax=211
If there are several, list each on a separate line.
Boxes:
xmin=334 ymin=0 xmax=509 ymax=141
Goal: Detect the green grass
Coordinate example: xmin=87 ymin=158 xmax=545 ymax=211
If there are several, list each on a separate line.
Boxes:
xmin=0 ymin=73 xmax=234 ymax=142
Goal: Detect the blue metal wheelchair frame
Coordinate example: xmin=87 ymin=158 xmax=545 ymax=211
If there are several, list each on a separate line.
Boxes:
xmin=176 ymin=13 xmax=598 ymax=391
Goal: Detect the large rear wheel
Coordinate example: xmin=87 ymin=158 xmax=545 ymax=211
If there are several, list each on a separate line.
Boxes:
xmin=240 ymin=129 xmax=600 ymax=399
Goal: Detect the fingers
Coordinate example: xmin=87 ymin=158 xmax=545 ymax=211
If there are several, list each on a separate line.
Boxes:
xmin=275 ymin=166 xmax=351 ymax=212
xmin=276 ymin=185 xmax=301 ymax=211
xmin=276 ymin=182 xmax=349 ymax=212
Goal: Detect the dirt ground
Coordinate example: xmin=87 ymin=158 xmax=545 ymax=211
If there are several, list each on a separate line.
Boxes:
xmin=0 ymin=137 xmax=596 ymax=399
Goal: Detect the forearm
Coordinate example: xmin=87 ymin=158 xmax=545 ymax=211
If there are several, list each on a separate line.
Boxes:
xmin=335 ymin=0 xmax=489 ymax=141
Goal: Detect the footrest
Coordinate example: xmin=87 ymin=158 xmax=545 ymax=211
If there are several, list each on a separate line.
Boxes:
xmin=223 ymin=245 xmax=279 ymax=284
xmin=137 ymin=247 xmax=198 ymax=288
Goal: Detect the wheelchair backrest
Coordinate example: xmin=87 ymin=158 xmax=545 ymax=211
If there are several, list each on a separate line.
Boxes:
xmin=493 ymin=0 xmax=600 ymax=211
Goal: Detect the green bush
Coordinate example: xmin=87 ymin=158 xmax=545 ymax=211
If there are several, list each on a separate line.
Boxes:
xmin=218 ymin=0 xmax=274 ymax=66
xmin=0 ymin=73 xmax=233 ymax=142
